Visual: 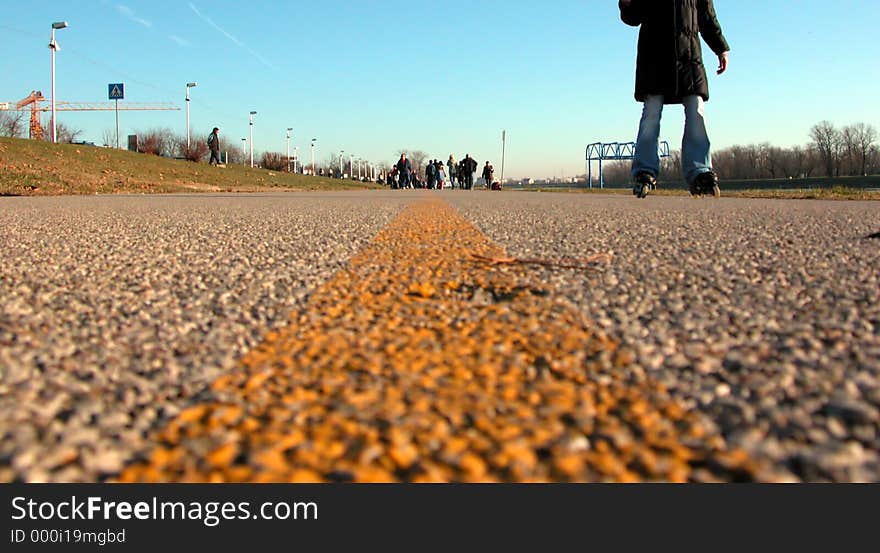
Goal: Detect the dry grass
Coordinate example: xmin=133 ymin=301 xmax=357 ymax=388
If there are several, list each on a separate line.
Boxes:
xmin=0 ymin=137 xmax=380 ymax=196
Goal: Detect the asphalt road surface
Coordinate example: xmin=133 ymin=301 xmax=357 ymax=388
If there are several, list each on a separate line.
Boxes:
xmin=1 ymin=191 xmax=877 ymax=482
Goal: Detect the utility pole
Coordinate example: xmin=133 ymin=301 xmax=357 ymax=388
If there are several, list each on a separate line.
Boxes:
xmin=310 ymin=138 xmax=316 ymax=175
xmin=50 ymin=21 xmax=69 ymax=144
xmin=286 ymin=128 xmax=293 ymax=172
xmin=241 ymin=138 xmax=246 ymax=160
xmin=248 ymin=111 xmax=257 ymax=168
xmin=339 ymin=150 xmax=344 ymax=178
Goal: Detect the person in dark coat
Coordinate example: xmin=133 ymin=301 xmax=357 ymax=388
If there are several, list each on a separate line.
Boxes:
xmin=482 ymin=161 xmax=494 ymax=189
xmin=620 ymin=0 xmax=730 ymax=198
xmin=462 ymin=155 xmax=477 ymax=190
xmin=396 ymin=153 xmax=412 ymax=189
xmin=426 ymin=160 xmax=437 ymax=189
xmin=207 ymin=127 xmax=221 ymax=166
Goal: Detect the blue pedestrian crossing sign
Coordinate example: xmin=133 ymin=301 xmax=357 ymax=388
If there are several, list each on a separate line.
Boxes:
xmin=108 ymin=83 xmax=124 ymax=100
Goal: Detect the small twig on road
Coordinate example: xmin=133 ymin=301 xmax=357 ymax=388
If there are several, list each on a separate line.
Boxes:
xmin=470 ymin=252 xmax=613 ymax=271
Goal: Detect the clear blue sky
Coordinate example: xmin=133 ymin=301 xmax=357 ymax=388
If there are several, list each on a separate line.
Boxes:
xmin=2 ymin=1 xmax=878 ymax=179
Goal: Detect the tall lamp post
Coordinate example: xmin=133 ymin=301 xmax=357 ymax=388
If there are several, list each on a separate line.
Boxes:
xmin=293 ymin=146 xmax=299 ymax=174
xmin=49 ymin=21 xmax=68 ymax=144
xmin=185 ymin=82 xmax=197 ymax=150
xmin=310 ymin=138 xmax=316 ymax=176
xmin=286 ymin=128 xmax=293 ymax=173
xmin=248 ymin=111 xmax=257 ymax=168
xmin=241 ymin=138 xmax=246 ymax=160
xmin=339 ymin=150 xmax=344 ymax=178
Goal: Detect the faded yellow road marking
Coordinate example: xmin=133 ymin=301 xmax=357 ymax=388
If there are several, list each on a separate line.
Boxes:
xmin=119 ymin=197 xmax=762 ymax=482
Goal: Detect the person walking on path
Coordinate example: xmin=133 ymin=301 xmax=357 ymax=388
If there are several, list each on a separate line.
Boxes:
xmin=435 ymin=160 xmax=446 ymax=189
xmin=207 ymin=127 xmax=221 ymax=166
xmin=396 ymin=153 xmax=412 ymax=189
xmin=447 ymin=155 xmax=457 ymax=188
xmin=482 ymin=161 xmax=495 ymax=189
xmin=462 ymin=154 xmax=477 ymax=190
xmin=619 ymin=0 xmax=730 ymax=198
xmin=426 ymin=160 xmax=437 ymax=189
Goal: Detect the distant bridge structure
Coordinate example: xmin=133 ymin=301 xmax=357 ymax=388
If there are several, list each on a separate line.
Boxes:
xmin=585 ymin=141 xmax=670 ymax=188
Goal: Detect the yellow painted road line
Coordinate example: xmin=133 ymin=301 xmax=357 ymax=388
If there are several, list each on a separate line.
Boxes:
xmin=119 ymin=197 xmax=762 ymax=482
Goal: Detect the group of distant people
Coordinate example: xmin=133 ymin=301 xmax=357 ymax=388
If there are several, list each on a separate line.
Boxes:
xmin=388 ymin=153 xmax=500 ymax=190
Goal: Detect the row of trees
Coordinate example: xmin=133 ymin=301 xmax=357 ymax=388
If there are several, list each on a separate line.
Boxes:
xmin=599 ymin=121 xmax=879 ymax=185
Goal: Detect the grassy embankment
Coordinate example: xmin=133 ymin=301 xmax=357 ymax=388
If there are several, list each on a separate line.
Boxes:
xmin=0 ymin=137 xmax=381 ymax=196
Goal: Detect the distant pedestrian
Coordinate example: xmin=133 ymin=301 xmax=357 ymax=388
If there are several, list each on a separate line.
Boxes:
xmin=389 ymin=167 xmax=399 ymax=188
xmin=619 ymin=0 xmax=730 ymax=198
xmin=462 ymin=154 xmax=477 ymax=189
xmin=207 ymin=127 xmax=221 ymax=166
xmin=436 ymin=160 xmax=446 ymax=189
xmin=447 ymin=155 xmax=457 ymax=188
xmin=426 ymin=160 xmax=437 ymax=189
xmin=396 ymin=153 xmax=412 ymax=189
xmin=482 ymin=161 xmax=494 ymax=188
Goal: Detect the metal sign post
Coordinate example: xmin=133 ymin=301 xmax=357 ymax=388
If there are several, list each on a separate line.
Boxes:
xmin=108 ymin=83 xmax=124 ymax=149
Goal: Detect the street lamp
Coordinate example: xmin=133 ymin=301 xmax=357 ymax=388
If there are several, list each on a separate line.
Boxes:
xmin=248 ymin=111 xmax=257 ymax=168
xmin=339 ymin=150 xmax=344 ymax=178
xmin=310 ymin=138 xmax=316 ymax=176
xmin=50 ymin=21 xmax=68 ymax=144
xmin=293 ymin=146 xmax=299 ymax=174
xmin=241 ymin=138 xmax=247 ymax=160
xmin=286 ymin=128 xmax=293 ymax=173
xmin=349 ymin=154 xmax=353 ymax=180
xmin=185 ymin=82 xmax=197 ymax=150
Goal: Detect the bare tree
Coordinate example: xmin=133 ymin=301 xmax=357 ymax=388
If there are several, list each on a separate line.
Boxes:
xmin=55 ymin=122 xmax=83 ymax=143
xmin=173 ymin=134 xmax=209 ymax=162
xmin=323 ymin=152 xmax=343 ymax=177
xmin=0 ymin=112 xmax=26 ymax=138
xmin=398 ymin=149 xmax=428 ymax=178
xmin=845 ymin=122 xmax=878 ymax=176
xmin=261 ymin=152 xmax=287 ymax=171
xmin=137 ymin=128 xmax=175 ymax=156
xmin=869 ymin=145 xmax=880 ymax=175
xmin=810 ymin=121 xmax=842 ymax=177
xmin=101 ymin=128 xmax=116 ymax=148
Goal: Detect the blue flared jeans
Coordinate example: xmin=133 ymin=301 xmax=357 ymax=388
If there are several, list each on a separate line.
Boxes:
xmin=632 ymin=95 xmax=713 ymax=185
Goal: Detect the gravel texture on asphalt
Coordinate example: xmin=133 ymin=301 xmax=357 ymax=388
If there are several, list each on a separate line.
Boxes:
xmin=0 ymin=193 xmax=410 ymax=482
xmin=119 ymin=198 xmax=765 ymax=483
xmin=2 ymin=190 xmax=878 ymax=482
xmin=448 ymin=192 xmax=880 ymax=482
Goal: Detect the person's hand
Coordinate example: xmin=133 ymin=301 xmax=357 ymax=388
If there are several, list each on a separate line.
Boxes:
xmin=717 ymin=51 xmax=729 ymax=75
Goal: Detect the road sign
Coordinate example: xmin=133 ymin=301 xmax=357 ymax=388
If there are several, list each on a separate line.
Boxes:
xmin=108 ymin=83 xmax=124 ymax=100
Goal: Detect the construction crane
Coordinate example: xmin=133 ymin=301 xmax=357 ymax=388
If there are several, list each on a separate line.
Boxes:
xmin=2 ymin=90 xmax=180 ymax=140
xmin=15 ymin=91 xmax=46 ymax=140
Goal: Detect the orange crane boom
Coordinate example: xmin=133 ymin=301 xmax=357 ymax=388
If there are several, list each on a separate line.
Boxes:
xmin=14 ymin=91 xmax=46 ymax=140
xmin=2 ymin=91 xmax=180 ymax=140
